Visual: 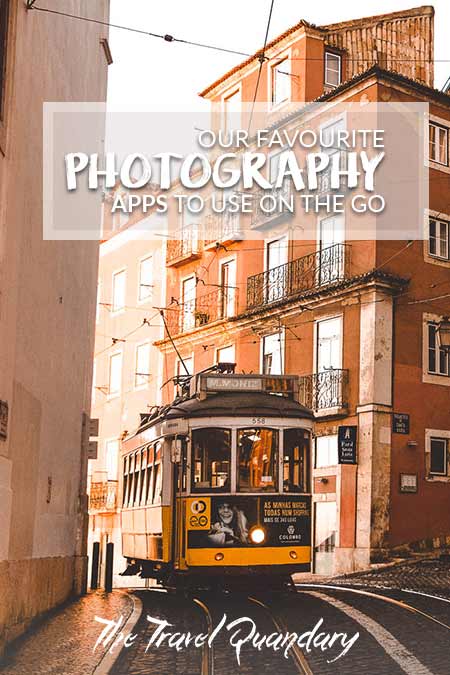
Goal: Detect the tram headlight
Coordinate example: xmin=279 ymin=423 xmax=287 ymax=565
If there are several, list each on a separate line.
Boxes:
xmin=249 ymin=527 xmax=266 ymax=544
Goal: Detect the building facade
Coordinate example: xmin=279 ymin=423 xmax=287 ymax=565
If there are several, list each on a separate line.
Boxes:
xmin=155 ymin=5 xmax=450 ymax=574
xmin=89 ymin=207 xmax=165 ymax=587
xmin=0 ymin=0 xmax=110 ymax=653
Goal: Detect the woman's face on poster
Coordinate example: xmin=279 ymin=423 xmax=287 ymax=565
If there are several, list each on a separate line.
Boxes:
xmin=218 ymin=502 xmax=233 ymax=524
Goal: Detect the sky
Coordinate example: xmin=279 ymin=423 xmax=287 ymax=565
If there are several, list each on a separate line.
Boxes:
xmin=107 ymin=0 xmax=450 ymax=110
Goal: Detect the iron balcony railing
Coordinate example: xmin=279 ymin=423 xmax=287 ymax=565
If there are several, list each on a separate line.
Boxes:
xmin=165 ymin=286 xmax=238 ymax=336
xmin=247 ymin=242 xmax=349 ymax=309
xmin=89 ymin=480 xmax=118 ymax=512
xmin=298 ymin=369 xmax=349 ymax=412
xmin=166 ymin=225 xmax=202 ymax=266
xmin=204 ymin=210 xmax=242 ymax=246
xmin=250 ymin=182 xmax=293 ymax=229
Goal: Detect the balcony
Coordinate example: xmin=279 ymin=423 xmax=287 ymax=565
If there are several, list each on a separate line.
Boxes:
xmin=298 ymin=369 xmax=349 ymax=415
xmin=166 ymin=225 xmax=202 ymax=266
xmin=247 ymin=243 xmax=349 ymax=309
xmin=250 ymin=182 xmax=293 ymax=229
xmin=204 ymin=210 xmax=243 ymax=248
xmin=89 ymin=480 xmax=118 ymax=513
xmin=165 ymin=286 xmax=237 ymax=336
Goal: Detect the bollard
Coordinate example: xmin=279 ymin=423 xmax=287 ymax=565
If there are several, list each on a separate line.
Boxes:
xmin=91 ymin=542 xmax=100 ymax=590
xmin=105 ymin=542 xmax=114 ymax=592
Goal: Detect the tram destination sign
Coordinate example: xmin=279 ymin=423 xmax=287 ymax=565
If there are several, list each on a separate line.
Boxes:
xmin=201 ymin=374 xmax=299 ymax=397
xmin=338 ymin=426 xmax=358 ymax=464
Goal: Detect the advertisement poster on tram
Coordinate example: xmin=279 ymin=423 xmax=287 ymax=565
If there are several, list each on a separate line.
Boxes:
xmin=187 ymin=496 xmax=312 ymax=549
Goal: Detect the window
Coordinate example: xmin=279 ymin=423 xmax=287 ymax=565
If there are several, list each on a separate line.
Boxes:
xmin=428 ymin=323 xmax=449 ymax=376
xmin=283 ymin=429 xmax=310 ymax=492
xmin=223 ymin=88 xmax=241 ymax=134
xmin=266 ymin=236 xmax=288 ymax=302
xmin=429 ymin=218 xmax=449 ymax=260
xmin=216 ymin=344 xmax=235 ymax=365
xmin=324 ymin=52 xmax=341 ymax=87
xmin=219 ymin=259 xmax=236 ymax=318
xmin=108 ymin=352 xmax=123 ymax=396
xmin=317 ymin=317 xmax=342 ymax=372
xmin=262 ymin=333 xmax=283 ymax=375
xmin=237 ymin=428 xmax=278 ymax=492
xmin=271 ymin=57 xmax=290 ymax=106
xmin=430 ymin=437 xmax=448 ymax=476
xmin=315 ymin=435 xmax=338 ymax=468
xmin=105 ymin=439 xmax=119 ymax=480
xmin=181 ymin=276 xmax=196 ymax=331
xmin=138 ymin=256 xmax=153 ymax=302
xmin=135 ymin=342 xmax=150 ymax=388
xmin=0 ymin=0 xmax=10 ymax=120
xmin=192 ymin=428 xmax=231 ymax=491
xmin=429 ymin=123 xmax=448 ymax=165
xmin=112 ymin=269 xmax=126 ymax=313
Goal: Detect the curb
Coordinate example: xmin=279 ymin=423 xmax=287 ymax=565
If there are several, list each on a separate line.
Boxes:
xmin=93 ymin=592 xmax=143 ymax=675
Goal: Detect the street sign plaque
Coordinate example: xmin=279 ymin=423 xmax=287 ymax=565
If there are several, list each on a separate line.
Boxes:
xmin=338 ymin=426 xmax=357 ymax=464
xmin=393 ymin=413 xmax=410 ymax=435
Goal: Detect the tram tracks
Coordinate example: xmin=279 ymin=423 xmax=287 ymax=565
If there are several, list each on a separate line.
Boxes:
xmin=192 ymin=591 xmax=314 ymax=675
xmin=296 ymin=583 xmax=450 ymax=633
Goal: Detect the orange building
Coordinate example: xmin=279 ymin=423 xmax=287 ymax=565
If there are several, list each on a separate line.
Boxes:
xmin=156 ymin=6 xmax=450 ymax=574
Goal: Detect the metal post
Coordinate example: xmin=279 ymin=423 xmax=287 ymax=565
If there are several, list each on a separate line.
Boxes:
xmin=105 ymin=542 xmax=114 ymax=592
xmin=91 ymin=542 xmax=100 ymax=590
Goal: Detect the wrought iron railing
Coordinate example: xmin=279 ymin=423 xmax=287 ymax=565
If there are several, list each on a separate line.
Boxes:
xmin=89 ymin=480 xmax=118 ymax=512
xmin=166 ymin=225 xmax=202 ymax=265
xmin=246 ymin=243 xmax=349 ymax=309
xmin=164 ymin=286 xmax=237 ymax=336
xmin=298 ymin=369 xmax=349 ymax=411
xmin=250 ymin=182 xmax=293 ymax=228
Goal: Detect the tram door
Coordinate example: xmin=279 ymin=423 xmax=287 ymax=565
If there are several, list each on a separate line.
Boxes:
xmin=314 ymin=501 xmax=337 ymax=575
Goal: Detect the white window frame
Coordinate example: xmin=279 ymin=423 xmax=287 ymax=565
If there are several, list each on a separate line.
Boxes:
xmin=428 ymin=217 xmax=449 ymax=261
xmin=315 ymin=434 xmax=338 ymax=468
xmin=219 ymin=256 xmax=237 ymax=318
xmin=260 ymin=330 xmax=285 ymax=375
xmin=181 ymin=274 xmax=196 ymax=332
xmin=105 ymin=438 xmax=120 ymax=481
xmin=422 ymin=313 xmax=450 ymax=386
xmin=137 ymin=254 xmax=153 ymax=304
xmin=314 ymin=314 xmax=343 ymax=374
xmin=108 ymin=351 xmax=123 ymax=398
xmin=111 ymin=268 xmax=126 ymax=315
xmin=221 ymin=85 xmax=242 ymax=135
xmin=429 ymin=121 xmax=448 ymax=166
xmin=269 ymin=49 xmax=291 ymax=110
xmin=134 ymin=341 xmax=151 ymax=390
xmin=175 ymin=353 xmax=194 ymax=396
xmin=425 ymin=429 xmax=450 ymax=480
xmin=324 ymin=52 xmax=341 ymax=88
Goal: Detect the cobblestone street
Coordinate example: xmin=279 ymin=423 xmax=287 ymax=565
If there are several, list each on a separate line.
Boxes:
xmin=1 ymin=559 xmax=450 ymax=675
xmin=0 ymin=591 xmax=133 ymax=675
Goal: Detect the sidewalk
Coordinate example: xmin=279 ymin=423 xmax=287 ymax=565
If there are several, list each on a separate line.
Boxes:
xmin=0 ymin=590 xmax=134 ymax=675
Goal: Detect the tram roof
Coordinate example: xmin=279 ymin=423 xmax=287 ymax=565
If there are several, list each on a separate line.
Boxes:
xmin=141 ymin=390 xmax=313 ymax=431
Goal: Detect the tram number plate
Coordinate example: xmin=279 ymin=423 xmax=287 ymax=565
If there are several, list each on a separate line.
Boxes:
xmin=252 ymin=417 xmax=266 ymax=425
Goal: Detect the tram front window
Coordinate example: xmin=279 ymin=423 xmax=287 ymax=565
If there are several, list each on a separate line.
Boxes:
xmin=192 ymin=428 xmax=231 ymax=492
xmin=283 ymin=428 xmax=310 ymax=493
xmin=237 ymin=428 xmax=278 ymax=492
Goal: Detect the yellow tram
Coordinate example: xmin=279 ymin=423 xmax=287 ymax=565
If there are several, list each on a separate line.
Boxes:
xmin=120 ymin=369 xmax=313 ymax=585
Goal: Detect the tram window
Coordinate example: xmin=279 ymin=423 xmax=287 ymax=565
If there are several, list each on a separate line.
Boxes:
xmin=133 ymin=452 xmax=140 ymax=506
xmin=139 ymin=448 xmax=147 ymax=505
xmin=153 ymin=462 xmax=162 ymax=504
xmin=191 ymin=428 xmax=231 ymax=492
xmin=122 ymin=456 xmax=128 ymax=506
xmin=237 ymin=428 xmax=278 ymax=492
xmin=127 ymin=454 xmax=135 ymax=507
xmin=283 ymin=429 xmax=310 ymax=493
xmin=145 ymin=463 xmax=153 ymax=504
